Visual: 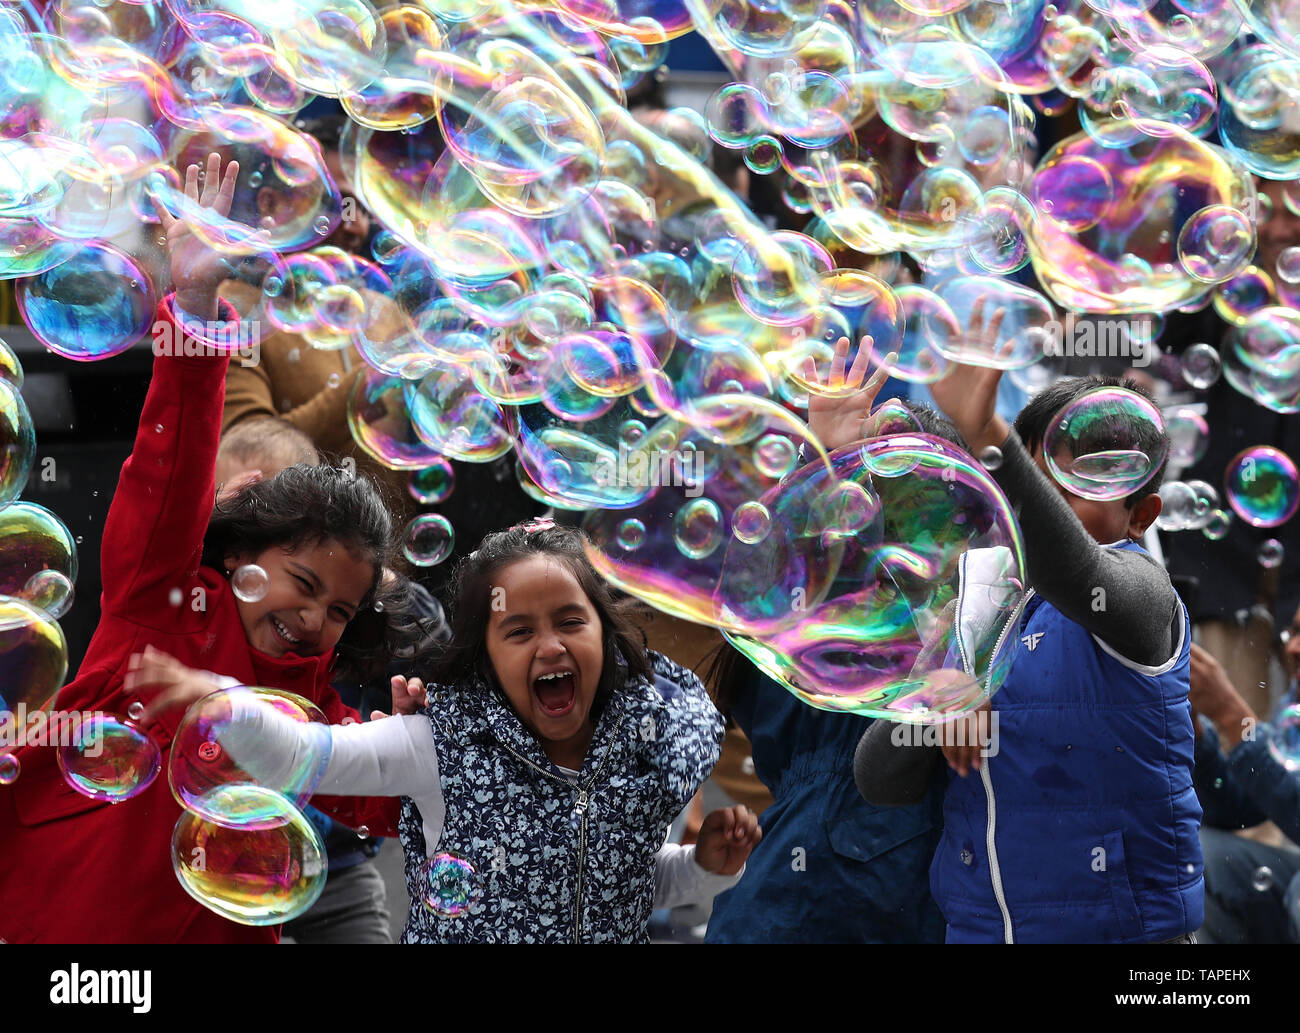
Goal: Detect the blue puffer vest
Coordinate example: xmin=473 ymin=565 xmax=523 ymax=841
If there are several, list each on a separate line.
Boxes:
xmin=932 ymin=541 xmax=1204 ymax=943
xmin=397 ymin=651 xmax=723 ymax=943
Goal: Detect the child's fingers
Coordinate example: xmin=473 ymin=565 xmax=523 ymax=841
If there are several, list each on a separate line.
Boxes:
xmin=214 ymin=158 xmax=240 ymax=219
xmin=184 ymin=162 xmax=200 ymax=204
xmin=199 ymin=151 xmax=221 ymax=208
xmin=150 ymin=192 xmax=176 ymax=234
xmin=829 ymin=336 xmax=849 ymax=387
xmin=801 ymin=354 xmax=821 ymax=390
xmin=369 ymin=709 xmax=386 ymax=722
xmin=846 ymin=334 xmax=873 ymax=388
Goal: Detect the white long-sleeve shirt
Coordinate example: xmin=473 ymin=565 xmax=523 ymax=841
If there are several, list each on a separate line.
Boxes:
xmin=222 ymin=693 xmax=742 ymax=910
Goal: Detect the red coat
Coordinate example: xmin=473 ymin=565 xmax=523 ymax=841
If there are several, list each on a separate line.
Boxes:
xmin=0 ymin=297 xmax=400 ymax=944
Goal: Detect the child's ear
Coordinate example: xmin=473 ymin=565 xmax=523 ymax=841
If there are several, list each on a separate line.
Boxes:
xmin=1128 ymin=490 xmax=1162 ymax=539
xmin=223 ymin=550 xmax=254 ymax=574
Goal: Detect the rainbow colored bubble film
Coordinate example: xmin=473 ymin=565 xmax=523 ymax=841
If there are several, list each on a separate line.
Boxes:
xmin=57 ymin=717 xmax=161 ymax=804
xmin=422 ymin=853 xmax=483 ymax=918
xmin=1042 ymin=387 xmax=1168 ymax=502
xmin=170 ymin=686 xmax=331 ymax=829
xmin=171 ymin=785 xmax=327 ymax=927
xmin=718 ymin=431 xmax=1028 ymax=720
xmin=1 ymin=0 xmax=1299 ymax=755
xmin=1224 ymin=446 xmax=1300 ymax=528
xmin=1268 ymin=704 xmax=1300 ymax=772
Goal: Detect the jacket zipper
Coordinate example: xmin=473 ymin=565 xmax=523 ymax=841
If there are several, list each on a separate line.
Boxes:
xmin=954 ymin=560 xmax=1031 ymax=945
xmin=492 ymin=711 xmax=625 ymax=945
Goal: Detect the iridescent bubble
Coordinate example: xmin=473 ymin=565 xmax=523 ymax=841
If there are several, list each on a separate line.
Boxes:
xmin=1215 ymin=266 xmax=1275 ymax=326
xmin=1269 ymin=703 xmax=1300 ymax=771
xmin=0 ymin=752 xmax=18 ymax=785
xmin=1043 ymin=388 xmax=1169 ymax=501
xmin=1166 ymin=407 xmax=1210 ymax=465
xmin=16 ymin=242 xmax=155 ymax=361
xmin=0 ymin=596 xmax=68 ymax=714
xmin=616 ymin=518 xmax=646 ymax=551
xmin=0 ymin=338 xmax=22 ymax=388
xmin=1186 ymin=479 xmax=1220 ymax=527
xmin=348 ymin=370 xmax=446 ymax=470
xmin=409 ymin=461 xmax=455 ymax=505
xmin=170 ymin=687 xmax=330 ymax=828
xmin=718 ymin=433 xmax=1026 ymax=718
xmin=1252 ymin=865 xmax=1275 ymax=892
xmin=732 ymin=501 xmax=772 ymax=545
xmin=57 ymin=717 xmax=161 ymax=803
xmin=1177 ymin=205 xmax=1255 ymax=284
xmin=1157 ymin=482 xmax=1199 ymax=531
xmin=930 ymin=276 xmax=1054 ymax=369
xmin=1181 ymin=343 xmax=1223 ymax=389
xmin=1279 ymin=247 xmax=1300 ymax=284
xmin=978 ymin=446 xmax=1003 ymax=470
xmin=0 ymin=379 xmax=37 ymax=508
xmin=1258 ymin=538 xmax=1285 ymax=568
xmin=674 ymin=498 xmax=724 ymax=561
xmin=1202 ymin=508 xmax=1232 ymax=539
xmin=422 ymin=853 xmax=482 ymax=918
xmin=171 ymin=786 xmax=326 ymax=926
xmin=231 ymin=564 xmax=269 ymax=603
xmin=1224 ymin=446 xmax=1300 ymax=527
xmin=0 ymin=502 xmax=77 ymax=618
xmin=402 ymin=514 xmax=454 ymax=567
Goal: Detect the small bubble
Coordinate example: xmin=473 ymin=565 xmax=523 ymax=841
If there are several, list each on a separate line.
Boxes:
xmin=126 ymin=701 xmax=145 ymax=722
xmin=155 ymin=424 xmax=165 ymax=434
xmin=1252 ymin=866 xmax=1275 ymax=892
xmin=327 ymin=372 xmax=342 ymax=389
xmin=0 ymin=753 xmax=18 ymax=785
xmin=314 ymin=216 xmax=331 ymax=236
xmin=169 ymin=587 xmax=183 ymax=607
xmin=357 ymin=825 xmax=369 ymax=836
xmin=978 ymin=446 xmax=1003 ymax=471
xmin=374 ymin=600 xmax=384 ymax=612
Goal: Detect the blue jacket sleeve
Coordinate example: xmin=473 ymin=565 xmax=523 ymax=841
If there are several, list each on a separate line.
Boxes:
xmin=1195 ymin=724 xmax=1268 ymax=830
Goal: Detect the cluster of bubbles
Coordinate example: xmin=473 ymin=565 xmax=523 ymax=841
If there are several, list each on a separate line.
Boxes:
xmin=0 ymin=332 xmax=75 ymax=786
xmin=0 ymin=0 xmax=1296 ymax=808
xmin=168 ymin=686 xmax=333 ymax=925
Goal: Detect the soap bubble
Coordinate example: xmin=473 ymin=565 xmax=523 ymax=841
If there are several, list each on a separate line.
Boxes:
xmin=57 ymin=716 xmax=161 ymax=803
xmin=1258 ymin=539 xmax=1285 ymax=568
xmin=16 ymin=242 xmax=155 ymax=361
xmin=409 ymin=461 xmax=455 ymax=505
xmin=1224 ymin=447 xmax=1300 ymax=528
xmin=422 ymin=852 xmax=482 ymax=917
xmin=401 ymin=514 xmax=455 ymax=567
xmin=1270 ymin=704 xmax=1300 ymax=771
xmin=171 ymin=786 xmax=326 ymax=926
xmin=231 ymin=564 xmax=269 ymax=603
xmin=0 ymin=502 xmax=78 ymax=619
xmin=717 ymin=432 xmax=1027 ymax=720
xmin=170 ymin=686 xmax=330 ymax=828
xmin=1252 ymin=866 xmax=1275 ymax=892
xmin=978 ymin=446 xmax=1003 ymax=470
xmin=1181 ymin=343 xmax=1222 ymax=389
xmin=1186 ymin=479 xmax=1219 ymax=528
xmin=1043 ymin=388 xmax=1168 ymax=502
xmin=1156 ymin=481 xmax=1199 ymax=531
xmin=0 ymin=752 xmax=17 ymax=785
xmin=732 ymin=501 xmax=772 ymax=545
xmin=1202 ymin=509 xmax=1232 ymax=539
xmin=0 ymin=596 xmax=68 ymax=714
xmin=1177 ymin=205 xmax=1255 ymax=284
xmin=1165 ymin=408 xmax=1210 ymax=466
xmin=0 ymin=380 xmax=36 ymax=508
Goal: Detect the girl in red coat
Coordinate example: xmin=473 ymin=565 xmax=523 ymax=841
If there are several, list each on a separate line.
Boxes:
xmin=0 ymin=154 xmax=406 ymax=943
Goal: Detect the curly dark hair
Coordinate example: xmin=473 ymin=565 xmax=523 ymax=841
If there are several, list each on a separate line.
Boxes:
xmin=424 ymin=522 xmax=651 ymax=710
xmin=202 ymin=463 xmax=423 ymax=682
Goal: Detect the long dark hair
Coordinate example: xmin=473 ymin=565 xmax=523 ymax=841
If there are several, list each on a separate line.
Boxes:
xmin=202 ymin=463 xmax=415 ymax=682
xmin=425 ymin=522 xmax=651 ymax=708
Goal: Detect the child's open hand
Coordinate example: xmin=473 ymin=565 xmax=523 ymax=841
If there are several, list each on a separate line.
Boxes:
xmin=129 ymin=645 xmax=224 ymax=724
xmin=803 ymin=335 xmax=899 ymax=454
xmin=150 ymin=152 xmax=246 ymax=321
xmin=694 ymin=804 xmax=762 ymax=876
xmin=380 ymin=674 xmax=428 ymax=721
xmin=929 ymin=300 xmax=1010 ymax=454
xmin=941 ymin=700 xmax=993 ymax=778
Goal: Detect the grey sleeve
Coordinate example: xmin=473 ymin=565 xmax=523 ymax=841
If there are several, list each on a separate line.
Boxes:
xmin=853 ymin=719 xmax=942 ymax=806
xmin=991 ymin=430 xmax=1178 ymax=668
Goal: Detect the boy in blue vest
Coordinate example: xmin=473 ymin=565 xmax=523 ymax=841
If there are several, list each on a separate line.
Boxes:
xmin=855 ymin=319 xmax=1203 ymax=942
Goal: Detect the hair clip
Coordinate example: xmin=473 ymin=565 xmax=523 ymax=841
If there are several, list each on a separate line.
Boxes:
xmin=517 ymin=516 xmax=556 ymax=534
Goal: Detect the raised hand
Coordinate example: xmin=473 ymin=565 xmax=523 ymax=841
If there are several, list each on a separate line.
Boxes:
xmin=150 ymin=152 xmax=242 ymax=321
xmin=803 ymin=335 xmax=899 ymax=454
xmin=378 ymin=674 xmax=429 ymax=721
xmin=129 ymin=645 xmax=225 ymax=724
xmin=928 ymin=299 xmax=1011 ymax=454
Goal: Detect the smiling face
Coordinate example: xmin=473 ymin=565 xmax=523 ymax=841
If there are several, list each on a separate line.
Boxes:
xmin=226 ymin=537 xmax=374 ymax=659
xmin=1031 ymin=439 xmax=1163 ymax=545
xmin=484 ymin=554 xmax=606 ymax=770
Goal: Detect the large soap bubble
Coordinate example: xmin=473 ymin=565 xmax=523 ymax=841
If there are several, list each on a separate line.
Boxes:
xmin=1042 ymin=387 xmax=1169 ymax=501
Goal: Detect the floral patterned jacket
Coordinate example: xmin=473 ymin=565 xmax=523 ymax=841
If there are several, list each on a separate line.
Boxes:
xmin=398 ymin=651 xmax=724 ymax=943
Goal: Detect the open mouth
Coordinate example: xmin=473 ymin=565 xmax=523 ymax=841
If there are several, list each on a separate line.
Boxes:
xmin=270 ymin=615 xmax=303 ymax=650
xmin=532 ymin=670 xmax=577 ymax=717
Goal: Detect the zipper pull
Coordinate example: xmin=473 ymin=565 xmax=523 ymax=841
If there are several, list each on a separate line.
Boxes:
xmin=575 ymin=790 xmax=588 ymax=815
